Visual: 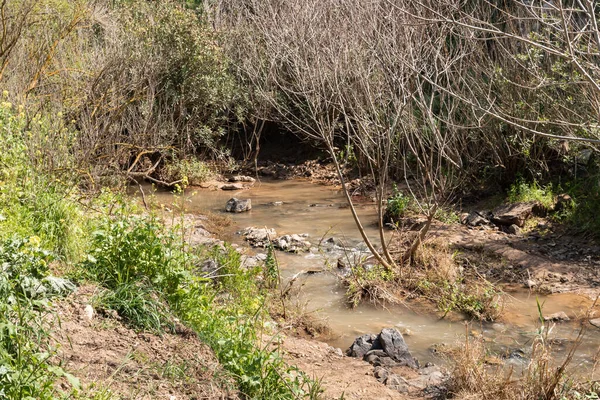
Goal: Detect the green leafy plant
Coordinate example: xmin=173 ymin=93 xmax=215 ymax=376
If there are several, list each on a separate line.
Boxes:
xmin=162 ymin=158 xmax=215 ymax=186
xmin=508 ymin=178 xmax=556 ymax=209
xmin=385 ymin=185 xmax=412 ymax=222
xmin=0 ymin=236 xmax=80 ymax=399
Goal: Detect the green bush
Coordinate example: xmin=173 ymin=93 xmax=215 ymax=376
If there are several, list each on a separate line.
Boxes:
xmin=385 ymin=185 xmax=412 ymax=222
xmin=161 ymin=158 xmax=215 ymax=186
xmin=83 ymin=214 xmax=190 ymax=294
xmin=0 ymin=103 xmax=84 ymax=262
xmin=177 ymin=247 xmax=319 ymax=399
xmin=507 ymin=178 xmax=555 ymax=209
xmin=96 ymin=283 xmax=173 ymax=332
xmin=0 ymin=237 xmax=80 ymax=399
xmin=81 ymin=212 xmax=317 ymax=398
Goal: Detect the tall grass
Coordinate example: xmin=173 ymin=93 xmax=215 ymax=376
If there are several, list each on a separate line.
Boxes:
xmin=448 ymin=308 xmax=598 ymax=400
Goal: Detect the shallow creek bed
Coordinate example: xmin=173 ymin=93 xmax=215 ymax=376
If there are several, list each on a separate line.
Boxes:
xmin=137 ymin=179 xmax=600 ymax=383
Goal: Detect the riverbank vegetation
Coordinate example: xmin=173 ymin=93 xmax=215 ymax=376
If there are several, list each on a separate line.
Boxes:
xmin=3 ymin=0 xmax=600 ymax=398
xmin=0 ymin=97 xmax=319 ymax=397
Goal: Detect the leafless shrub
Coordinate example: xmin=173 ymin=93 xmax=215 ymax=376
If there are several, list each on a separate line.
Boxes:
xmin=216 ymin=0 xmax=477 ymax=270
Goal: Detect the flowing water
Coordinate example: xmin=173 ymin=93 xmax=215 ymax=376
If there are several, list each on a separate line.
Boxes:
xmin=142 ymin=179 xmax=600 ymax=372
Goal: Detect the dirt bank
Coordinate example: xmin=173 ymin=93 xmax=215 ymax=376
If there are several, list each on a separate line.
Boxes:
xmin=277 ymin=335 xmax=408 ymax=400
xmin=53 ymin=285 xmax=239 ymax=399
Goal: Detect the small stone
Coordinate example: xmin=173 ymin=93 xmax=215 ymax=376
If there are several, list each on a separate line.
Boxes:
xmin=327 ymin=346 xmax=343 ymax=357
xmin=507 ymin=224 xmax=520 ymax=235
xmin=589 ymin=318 xmax=600 ymax=329
xmin=106 ymin=309 xmax=121 ymax=320
xmin=524 ymin=279 xmax=537 ymax=289
xmin=385 ymin=374 xmax=409 ymax=393
xmin=543 ymin=311 xmax=570 ymax=322
xmin=83 ymin=304 xmax=94 ymax=321
xmin=373 ymin=366 xmax=389 ymax=382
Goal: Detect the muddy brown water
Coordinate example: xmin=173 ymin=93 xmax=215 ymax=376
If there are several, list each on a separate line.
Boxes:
xmin=140 ymin=179 xmax=599 ymax=373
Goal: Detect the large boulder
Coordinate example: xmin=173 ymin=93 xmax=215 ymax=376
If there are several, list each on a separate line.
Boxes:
xmin=379 ymin=328 xmax=418 ymax=368
xmin=225 ymin=198 xmax=252 ymax=213
xmin=491 ymin=203 xmax=536 ymax=227
xmin=347 ymin=334 xmax=381 ymax=358
xmin=347 ymin=328 xmax=418 ymax=369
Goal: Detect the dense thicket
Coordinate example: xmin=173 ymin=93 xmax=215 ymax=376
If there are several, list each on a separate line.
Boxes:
xmin=4 ymin=0 xmax=599 ymax=194
xmin=216 ymin=0 xmax=600 ymax=190
xmin=2 ymin=0 xmax=244 ymax=188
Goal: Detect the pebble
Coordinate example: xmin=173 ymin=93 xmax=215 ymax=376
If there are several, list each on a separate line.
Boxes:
xmin=83 ymin=304 xmax=94 ymax=321
xmin=524 ymin=279 xmax=537 ymax=288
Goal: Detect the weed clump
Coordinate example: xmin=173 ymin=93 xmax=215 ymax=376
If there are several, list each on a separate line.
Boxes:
xmin=508 ymin=178 xmax=556 ymax=210
xmin=448 ymin=318 xmax=599 ymax=399
xmin=0 ymin=237 xmax=80 ymax=399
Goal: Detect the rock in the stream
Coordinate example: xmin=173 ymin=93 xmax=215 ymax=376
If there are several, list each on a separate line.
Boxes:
xmin=491 ymin=203 xmax=536 ymax=227
xmin=229 ymin=175 xmax=256 ymax=183
xmin=347 ymin=328 xmax=418 ymax=369
xmin=240 ymin=227 xmax=277 ymax=247
xmin=221 ymin=183 xmax=245 ymax=191
xmin=379 ymin=328 xmax=418 ymax=368
xmin=543 ymin=311 xmax=570 ymax=322
xmin=273 ymin=234 xmax=311 ymax=253
xmin=347 ymin=334 xmax=381 ymax=358
xmin=225 ymin=198 xmax=252 ymax=213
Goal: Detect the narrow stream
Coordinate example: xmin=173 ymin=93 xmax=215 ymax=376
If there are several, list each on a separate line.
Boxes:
xmin=142 ymin=179 xmax=599 ymax=373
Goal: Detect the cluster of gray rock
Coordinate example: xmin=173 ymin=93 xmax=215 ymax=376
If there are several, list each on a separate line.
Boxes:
xmin=220 ymin=175 xmax=256 ymax=191
xmin=461 ymin=196 xmax=572 ymax=235
xmin=238 ymin=227 xmax=311 ymax=253
xmin=347 ymin=328 xmax=447 ymax=395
